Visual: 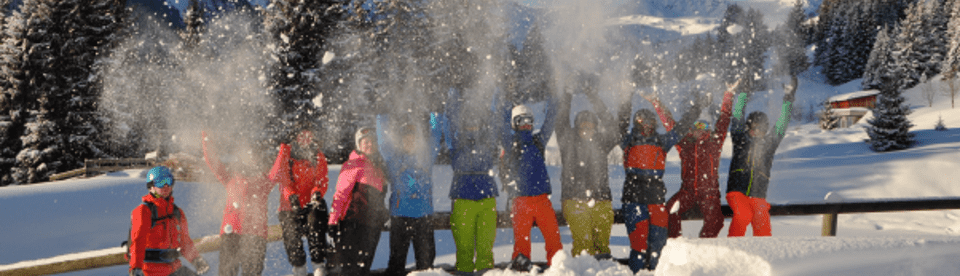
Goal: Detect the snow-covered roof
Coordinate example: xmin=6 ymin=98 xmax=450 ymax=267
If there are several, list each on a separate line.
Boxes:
xmin=828 ymin=90 xmax=879 ymax=103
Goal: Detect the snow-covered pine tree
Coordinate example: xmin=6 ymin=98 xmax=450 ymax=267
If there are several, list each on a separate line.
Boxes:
xmin=13 ymin=0 xmax=65 ymax=184
xmin=819 ymin=101 xmax=839 ymax=130
xmin=0 ymin=0 xmax=26 ymax=185
xmin=774 ymin=0 xmax=809 ymax=78
xmin=55 ymin=0 xmax=127 ymax=174
xmin=867 ymin=75 xmax=916 ymax=152
xmin=516 ymin=22 xmax=552 ymax=104
xmin=264 ymin=0 xmax=341 ymax=143
xmin=181 ymin=0 xmax=204 ymax=48
xmin=934 ymin=114 xmax=947 ymax=131
xmin=863 ymin=25 xmax=897 ymax=90
xmin=941 ymin=0 xmax=960 ymax=108
xmin=717 ymin=4 xmax=769 ymax=92
xmin=891 ymin=0 xmax=948 ymax=91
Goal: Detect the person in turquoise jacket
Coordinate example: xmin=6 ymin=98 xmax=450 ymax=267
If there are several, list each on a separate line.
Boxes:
xmin=378 ymin=112 xmax=444 ymax=275
xmin=441 ymin=89 xmax=503 ymax=274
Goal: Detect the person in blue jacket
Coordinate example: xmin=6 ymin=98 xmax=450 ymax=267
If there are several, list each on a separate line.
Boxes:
xmin=378 ymin=112 xmax=443 ymax=276
xmin=500 ymin=94 xmax=562 ymax=271
xmin=441 ymin=89 xmax=504 ymax=274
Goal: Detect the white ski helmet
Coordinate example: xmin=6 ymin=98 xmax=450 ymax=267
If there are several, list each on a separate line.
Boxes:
xmin=511 ymin=104 xmax=533 ymax=128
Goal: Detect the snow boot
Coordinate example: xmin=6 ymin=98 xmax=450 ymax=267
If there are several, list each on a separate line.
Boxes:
xmin=312 ymin=262 xmax=325 ymax=276
xmin=292 ymin=265 xmax=308 ymax=276
xmin=509 ymin=253 xmax=532 ymax=272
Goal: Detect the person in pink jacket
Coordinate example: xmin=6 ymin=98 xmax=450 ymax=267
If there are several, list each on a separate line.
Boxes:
xmin=327 ymin=127 xmax=388 ymax=276
xmin=268 ymin=128 xmax=330 ymax=276
xmin=201 ymin=131 xmax=275 ymax=276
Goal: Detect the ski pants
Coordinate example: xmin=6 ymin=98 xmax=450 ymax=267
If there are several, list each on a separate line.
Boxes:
xmin=218 ymin=233 xmax=266 ymax=276
xmin=666 ymin=184 xmax=724 ymax=238
xmin=561 ymin=199 xmax=613 ymax=257
xmin=450 ymin=197 xmax=497 ymax=273
xmin=726 ymin=192 xmax=772 ymax=237
xmin=328 ymin=219 xmax=383 ymax=276
xmin=279 ymin=199 xmax=329 ymax=268
xmin=386 ymin=216 xmax=436 ymax=275
xmin=622 ymin=202 xmax=668 ymax=273
xmin=511 ymin=194 xmax=563 ymax=266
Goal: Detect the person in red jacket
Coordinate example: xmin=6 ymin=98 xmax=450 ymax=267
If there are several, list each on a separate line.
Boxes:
xmin=649 ymin=81 xmax=738 ymax=239
xmin=128 ymin=166 xmax=209 ymax=276
xmin=202 ymin=131 xmax=276 ymax=276
xmin=269 ymin=128 xmax=330 ymax=276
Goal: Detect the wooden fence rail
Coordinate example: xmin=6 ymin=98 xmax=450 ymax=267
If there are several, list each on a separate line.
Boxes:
xmin=49 ymin=159 xmax=156 ymax=181
xmin=4 ymin=197 xmax=960 ymax=276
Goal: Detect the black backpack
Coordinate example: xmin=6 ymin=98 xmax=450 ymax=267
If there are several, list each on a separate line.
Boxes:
xmin=122 ymin=201 xmax=181 ymax=260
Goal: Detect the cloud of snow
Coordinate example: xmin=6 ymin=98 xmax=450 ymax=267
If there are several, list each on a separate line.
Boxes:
xmin=98 ymin=12 xmax=272 ymax=224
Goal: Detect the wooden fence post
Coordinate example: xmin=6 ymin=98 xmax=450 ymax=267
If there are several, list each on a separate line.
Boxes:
xmin=822 ymin=213 xmax=837 ymax=236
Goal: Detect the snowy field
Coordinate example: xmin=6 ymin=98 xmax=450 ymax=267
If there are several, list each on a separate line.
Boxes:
xmin=4 ymin=73 xmax=960 ymax=275
xmin=5 ymin=0 xmax=960 ymax=274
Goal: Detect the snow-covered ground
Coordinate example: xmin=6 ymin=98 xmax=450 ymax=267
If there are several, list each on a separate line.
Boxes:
xmin=4 ymin=72 xmax=960 ymax=276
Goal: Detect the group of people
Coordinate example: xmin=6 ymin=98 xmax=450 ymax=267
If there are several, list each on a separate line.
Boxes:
xmin=125 ymin=80 xmax=798 ymax=276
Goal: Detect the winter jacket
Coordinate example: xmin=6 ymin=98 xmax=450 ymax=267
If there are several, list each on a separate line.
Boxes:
xmin=557 ymin=93 xmax=618 ymax=202
xmin=202 ymin=136 xmax=275 ymax=238
xmin=443 ymin=89 xmax=502 ymax=201
xmin=653 ymin=91 xmax=735 ymax=193
xmin=329 ymin=150 xmax=387 ymax=225
xmin=377 ymin=113 xmax=443 ymax=218
xmin=129 ymin=194 xmax=199 ymax=276
xmin=269 ymin=143 xmax=328 ymax=212
xmin=618 ymin=99 xmax=700 ymax=204
xmin=500 ymin=97 xmax=557 ymax=198
xmin=726 ymin=92 xmax=795 ymax=198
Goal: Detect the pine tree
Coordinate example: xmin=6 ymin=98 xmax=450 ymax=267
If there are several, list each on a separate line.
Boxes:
xmin=717 ymin=4 xmax=770 ymax=92
xmin=516 ymin=22 xmax=552 ymax=104
xmin=774 ymin=0 xmax=809 ymax=78
xmin=0 ymin=0 xmax=27 ymax=185
xmin=181 ymin=0 xmax=204 ymax=48
xmin=863 ymin=25 xmax=897 ymax=90
xmin=10 ymin=0 xmax=62 ymax=184
xmin=941 ymin=0 xmax=960 ymax=108
xmin=819 ymin=101 xmax=839 ymax=130
xmin=264 ymin=0 xmax=342 ymax=142
xmin=867 ymin=76 xmax=916 ymax=152
xmin=891 ymin=0 xmax=949 ymax=91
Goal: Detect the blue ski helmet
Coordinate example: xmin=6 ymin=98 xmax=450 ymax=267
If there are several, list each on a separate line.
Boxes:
xmin=146 ymin=166 xmax=175 ymax=189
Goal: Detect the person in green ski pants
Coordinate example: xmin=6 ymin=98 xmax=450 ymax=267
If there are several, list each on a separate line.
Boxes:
xmin=441 ymin=88 xmax=504 ymax=274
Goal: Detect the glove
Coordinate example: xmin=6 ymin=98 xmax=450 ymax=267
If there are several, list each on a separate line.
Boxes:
xmin=290 ymin=194 xmax=301 ymax=211
xmin=311 ymin=192 xmax=323 ymax=205
xmin=193 ymin=256 xmax=210 ymax=274
xmin=129 ymin=268 xmax=144 ymax=276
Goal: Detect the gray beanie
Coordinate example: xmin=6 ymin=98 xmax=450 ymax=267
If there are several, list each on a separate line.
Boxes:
xmin=355 ymin=127 xmax=376 ymax=149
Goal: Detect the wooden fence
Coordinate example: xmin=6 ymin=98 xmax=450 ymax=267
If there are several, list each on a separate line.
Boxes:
xmin=3 ymin=197 xmax=960 ymax=276
xmin=48 ymin=159 xmax=156 ymax=181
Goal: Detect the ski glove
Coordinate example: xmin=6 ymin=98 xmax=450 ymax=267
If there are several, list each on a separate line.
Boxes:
xmin=193 ymin=256 xmax=210 ymax=274
xmin=290 ymin=194 xmax=301 ymax=211
xmin=311 ymin=192 xmax=323 ymax=206
xmin=129 ymin=268 xmax=144 ymax=276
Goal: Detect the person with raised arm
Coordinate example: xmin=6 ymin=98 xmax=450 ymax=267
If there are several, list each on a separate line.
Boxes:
xmin=500 ymin=94 xmax=562 ymax=271
xmin=648 ymin=80 xmax=739 ymax=239
xmin=556 ymin=85 xmax=619 ymax=259
xmin=442 ymin=88 xmax=503 ymax=275
xmin=726 ymin=77 xmax=798 ymax=237
xmin=202 ymin=131 xmax=275 ymax=276
xmin=268 ymin=125 xmax=330 ymax=276
xmin=618 ymin=91 xmax=701 ymax=272
xmin=377 ymin=111 xmax=444 ymax=276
